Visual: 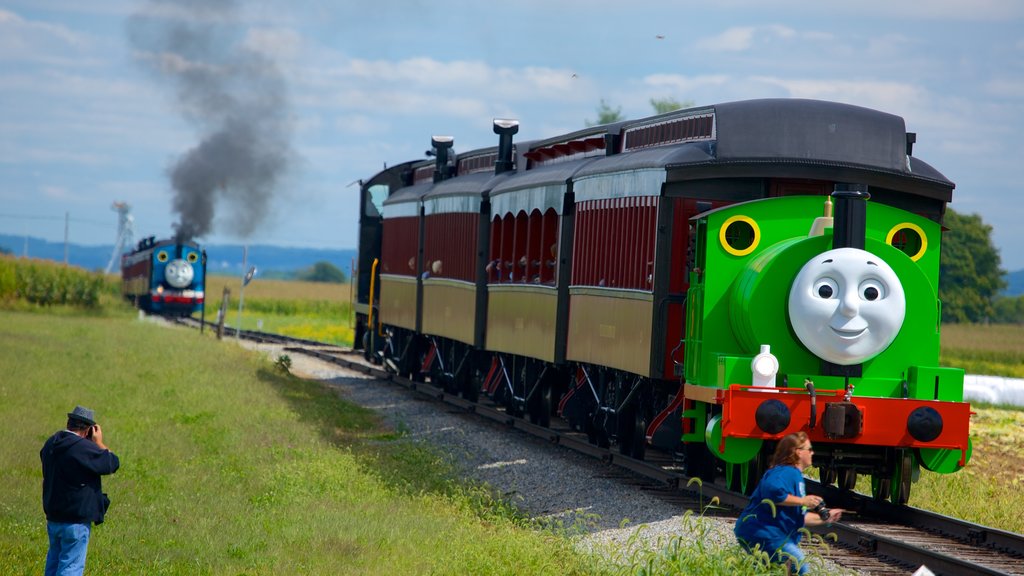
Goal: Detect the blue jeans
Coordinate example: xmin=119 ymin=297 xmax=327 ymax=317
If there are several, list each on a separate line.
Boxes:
xmin=776 ymin=540 xmax=808 ymax=575
xmin=45 ymin=521 xmax=91 ymax=576
xmin=739 ymin=538 xmax=808 ymax=575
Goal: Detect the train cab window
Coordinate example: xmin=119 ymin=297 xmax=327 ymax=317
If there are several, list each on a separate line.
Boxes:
xmin=887 ymin=223 xmax=927 ymax=261
xmin=720 ymin=215 xmax=760 ymax=256
xmin=366 ymin=184 xmax=389 ymax=217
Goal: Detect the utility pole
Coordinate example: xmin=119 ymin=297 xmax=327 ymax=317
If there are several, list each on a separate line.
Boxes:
xmin=237 ymin=245 xmax=247 ymax=338
xmin=237 ymin=246 xmax=256 ymax=339
xmin=64 ymin=211 xmax=69 ymax=265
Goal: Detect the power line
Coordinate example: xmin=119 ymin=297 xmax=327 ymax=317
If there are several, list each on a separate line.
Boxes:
xmin=0 ymin=213 xmax=110 ymax=227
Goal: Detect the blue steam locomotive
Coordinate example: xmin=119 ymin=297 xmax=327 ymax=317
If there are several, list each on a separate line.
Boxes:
xmin=121 ymin=236 xmax=206 ymax=316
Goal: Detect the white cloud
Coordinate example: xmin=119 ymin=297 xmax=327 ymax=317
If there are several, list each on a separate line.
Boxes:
xmin=696 ymin=25 xmax=799 ymax=52
xmin=697 ymin=26 xmax=757 ymax=52
xmin=243 ymin=27 xmax=303 ymax=63
xmin=747 ymin=76 xmax=927 ymax=114
xmin=297 ymin=56 xmax=589 ymax=122
xmin=643 ymin=74 xmax=731 ymax=93
xmin=0 ymin=7 xmax=91 ymax=62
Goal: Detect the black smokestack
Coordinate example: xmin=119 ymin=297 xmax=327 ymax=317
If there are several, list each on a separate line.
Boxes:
xmin=831 ymin=183 xmax=870 ymax=250
xmin=127 ymin=0 xmax=292 ymax=242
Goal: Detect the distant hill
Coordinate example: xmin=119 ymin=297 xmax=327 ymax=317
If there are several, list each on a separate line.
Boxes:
xmin=1007 ymin=269 xmax=1024 ymax=297
xmin=0 ymin=234 xmax=357 ymax=278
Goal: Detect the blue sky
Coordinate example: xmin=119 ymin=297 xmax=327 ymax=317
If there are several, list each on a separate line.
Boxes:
xmin=2 ymin=0 xmax=1023 ymax=270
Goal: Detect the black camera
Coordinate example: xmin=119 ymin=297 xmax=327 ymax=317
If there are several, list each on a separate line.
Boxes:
xmin=811 ymin=500 xmax=830 ymax=521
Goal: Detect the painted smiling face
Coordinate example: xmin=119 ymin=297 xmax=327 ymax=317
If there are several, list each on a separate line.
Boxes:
xmin=165 ymin=259 xmax=195 ymax=288
xmin=788 ymin=247 xmax=905 ymax=365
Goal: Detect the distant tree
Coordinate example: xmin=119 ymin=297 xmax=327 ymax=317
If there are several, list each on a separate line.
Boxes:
xmin=0 ymin=245 xmax=11 ymax=256
xmin=649 ymin=97 xmax=694 ymax=114
xmin=586 ymin=99 xmax=624 ymax=126
xmin=587 ymin=97 xmax=697 ymax=126
xmin=992 ymin=295 xmax=1024 ymax=324
xmin=297 ymin=261 xmax=347 ymax=283
xmin=939 ymin=209 xmax=1006 ymax=322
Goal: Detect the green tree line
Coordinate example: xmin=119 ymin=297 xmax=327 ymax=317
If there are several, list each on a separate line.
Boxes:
xmin=940 ymin=209 xmax=1019 ymax=323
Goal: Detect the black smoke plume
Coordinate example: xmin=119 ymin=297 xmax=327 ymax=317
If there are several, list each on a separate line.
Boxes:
xmin=127 ymin=0 xmax=292 ymax=242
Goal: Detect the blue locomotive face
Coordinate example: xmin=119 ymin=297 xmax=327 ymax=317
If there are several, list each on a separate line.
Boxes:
xmin=788 ymin=247 xmax=906 ymax=366
xmin=151 ymin=245 xmax=202 ymax=288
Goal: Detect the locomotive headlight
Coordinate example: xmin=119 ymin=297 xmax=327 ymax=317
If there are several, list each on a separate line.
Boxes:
xmin=788 ymin=247 xmax=905 ymax=365
xmin=165 ymin=259 xmax=195 ymax=288
xmin=751 ymin=344 xmax=779 ymax=388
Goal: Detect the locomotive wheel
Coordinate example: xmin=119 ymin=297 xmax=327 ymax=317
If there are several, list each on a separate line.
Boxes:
xmin=839 ymin=468 xmax=858 ymax=491
xmin=528 ymin=383 xmax=551 ymax=427
xmin=631 ymin=415 xmax=647 ymax=460
xmin=893 ymin=450 xmax=914 ymax=505
xmin=617 ymin=408 xmax=635 ymax=457
xmin=743 ymin=453 xmax=765 ymax=495
xmin=871 ymin=475 xmax=891 ymax=501
xmin=684 ymin=442 xmax=715 ymax=482
xmin=821 ymin=467 xmax=838 ymax=487
xmin=725 ymin=455 xmax=764 ymax=494
xmin=586 ymin=413 xmax=610 ymax=448
xmin=537 ymin=383 xmax=552 ymax=428
xmin=461 ymin=369 xmax=480 ymax=403
xmin=725 ymin=463 xmax=741 ymax=492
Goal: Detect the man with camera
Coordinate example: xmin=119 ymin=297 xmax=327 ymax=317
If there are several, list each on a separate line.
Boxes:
xmin=734 ymin=431 xmax=844 ymax=575
xmin=40 ymin=405 xmax=120 ymax=576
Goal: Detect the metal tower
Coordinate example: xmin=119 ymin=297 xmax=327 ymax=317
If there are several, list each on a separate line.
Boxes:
xmin=104 ymin=201 xmax=134 ymax=274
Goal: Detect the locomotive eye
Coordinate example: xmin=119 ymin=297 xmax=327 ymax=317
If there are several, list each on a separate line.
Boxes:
xmin=860 ymin=279 xmax=884 ymax=301
xmin=886 ymin=223 xmax=928 ymax=262
xmin=814 ymin=278 xmax=838 ymax=299
xmin=719 ymin=215 xmax=760 ymax=257
xmin=157 ymin=251 xmax=168 ymax=262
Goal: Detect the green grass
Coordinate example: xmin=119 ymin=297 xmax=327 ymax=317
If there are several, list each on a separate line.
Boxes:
xmin=0 ymin=310 xmax=603 ymax=575
xmin=5 ymin=295 xmax=1020 ymax=574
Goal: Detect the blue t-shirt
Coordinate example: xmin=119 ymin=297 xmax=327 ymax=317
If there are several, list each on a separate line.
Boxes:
xmin=733 ymin=465 xmax=806 ymax=552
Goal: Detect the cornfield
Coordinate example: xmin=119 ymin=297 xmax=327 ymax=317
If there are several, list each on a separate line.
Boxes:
xmin=0 ymin=255 xmax=110 ymax=308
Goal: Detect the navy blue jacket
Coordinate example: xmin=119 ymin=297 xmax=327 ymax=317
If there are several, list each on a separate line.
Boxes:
xmin=40 ymin=431 xmax=120 ymax=525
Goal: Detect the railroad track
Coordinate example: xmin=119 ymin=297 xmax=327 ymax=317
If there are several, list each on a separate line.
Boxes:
xmin=178 ymin=319 xmax=1024 ymax=575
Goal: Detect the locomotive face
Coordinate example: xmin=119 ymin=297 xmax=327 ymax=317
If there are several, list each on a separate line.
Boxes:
xmin=788 ymin=247 xmax=905 ymax=365
xmin=164 ymin=258 xmax=195 ymax=288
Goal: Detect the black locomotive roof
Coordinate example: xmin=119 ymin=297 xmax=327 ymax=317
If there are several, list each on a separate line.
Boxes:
xmin=490 ymin=156 xmax=599 ymax=196
xmin=713 ymin=99 xmax=910 ymax=171
xmin=569 ymin=98 xmax=953 ymax=201
xmin=382 ymin=180 xmax=433 ymax=206
xmin=573 ymin=141 xmax=714 ymax=179
xmin=423 ymin=171 xmax=504 ymax=200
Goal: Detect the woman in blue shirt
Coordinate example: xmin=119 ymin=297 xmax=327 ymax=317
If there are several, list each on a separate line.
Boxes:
xmin=734 ymin=432 xmax=844 ymax=575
